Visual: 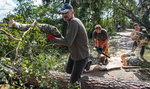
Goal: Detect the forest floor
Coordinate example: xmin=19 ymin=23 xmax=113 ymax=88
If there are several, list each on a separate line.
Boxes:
xmin=83 ymin=29 xmax=150 ymax=81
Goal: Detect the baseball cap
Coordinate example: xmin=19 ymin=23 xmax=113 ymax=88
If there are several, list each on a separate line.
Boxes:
xmin=60 ymin=3 xmax=73 ymax=13
xmin=95 ymin=24 xmax=102 ymax=29
xmin=133 ymin=23 xmax=139 ymax=26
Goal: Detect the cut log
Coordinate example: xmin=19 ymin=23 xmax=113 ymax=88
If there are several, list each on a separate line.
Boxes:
xmin=81 ymin=75 xmax=150 ymax=89
xmin=1 ymin=63 xmax=150 ymax=89
xmin=26 ymin=71 xmax=150 ymax=89
xmin=89 ymin=64 xmax=140 ymax=71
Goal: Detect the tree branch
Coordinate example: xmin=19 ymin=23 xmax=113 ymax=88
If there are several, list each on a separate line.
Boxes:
xmin=15 ymin=19 xmax=37 ymax=60
xmin=0 ymin=29 xmax=21 ymax=41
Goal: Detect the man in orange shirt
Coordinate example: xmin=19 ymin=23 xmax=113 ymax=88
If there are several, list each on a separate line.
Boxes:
xmin=92 ymin=24 xmax=109 ymax=64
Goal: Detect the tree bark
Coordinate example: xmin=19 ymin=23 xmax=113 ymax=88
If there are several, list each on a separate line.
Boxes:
xmin=1 ymin=64 xmax=150 ymax=89
xmin=27 ymin=71 xmax=150 ymax=89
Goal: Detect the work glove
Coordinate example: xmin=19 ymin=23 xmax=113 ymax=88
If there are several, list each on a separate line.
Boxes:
xmin=48 ymin=34 xmax=55 ymax=40
xmin=95 ymin=47 xmax=103 ymax=54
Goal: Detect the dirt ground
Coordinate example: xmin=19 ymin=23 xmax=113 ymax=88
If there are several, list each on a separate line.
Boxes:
xmin=84 ymin=29 xmax=150 ymax=81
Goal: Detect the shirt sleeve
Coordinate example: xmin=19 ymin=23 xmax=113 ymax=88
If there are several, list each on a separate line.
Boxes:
xmin=103 ymin=30 xmax=108 ymax=41
xmin=54 ymin=20 xmax=78 ymax=46
xmin=92 ymin=30 xmax=96 ymax=40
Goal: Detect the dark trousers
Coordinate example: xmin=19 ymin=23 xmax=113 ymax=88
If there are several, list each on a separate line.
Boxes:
xmin=132 ymin=41 xmax=145 ymax=57
xmin=66 ymin=57 xmax=88 ymax=84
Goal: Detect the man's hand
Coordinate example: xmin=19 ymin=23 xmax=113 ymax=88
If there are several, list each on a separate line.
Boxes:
xmin=48 ymin=34 xmax=55 ymax=40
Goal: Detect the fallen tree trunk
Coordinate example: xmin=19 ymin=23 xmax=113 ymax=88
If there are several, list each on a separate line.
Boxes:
xmin=1 ymin=63 xmax=150 ymax=89
xmin=81 ymin=76 xmax=150 ymax=89
xmin=27 ymin=71 xmax=150 ymax=89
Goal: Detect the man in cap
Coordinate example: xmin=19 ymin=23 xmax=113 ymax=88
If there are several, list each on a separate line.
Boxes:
xmin=130 ymin=23 xmax=146 ymax=59
xmin=53 ymin=3 xmax=91 ymax=87
xmin=92 ymin=24 xmax=109 ymax=64
xmin=8 ymin=3 xmax=91 ymax=87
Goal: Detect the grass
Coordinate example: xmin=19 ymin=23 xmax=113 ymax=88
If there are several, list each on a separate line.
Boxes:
xmin=135 ymin=44 xmax=150 ymax=62
xmin=144 ymin=48 xmax=150 ymax=61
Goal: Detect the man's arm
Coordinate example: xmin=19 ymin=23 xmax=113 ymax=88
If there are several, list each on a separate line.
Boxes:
xmin=92 ymin=31 xmax=98 ymax=47
xmin=54 ymin=20 xmax=78 ymax=46
xmin=100 ymin=30 xmax=108 ymax=47
xmin=103 ymin=30 xmax=108 ymax=41
xmin=130 ymin=30 xmax=138 ymax=40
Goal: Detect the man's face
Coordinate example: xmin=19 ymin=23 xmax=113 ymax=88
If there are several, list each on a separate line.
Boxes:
xmin=134 ymin=25 xmax=140 ymax=31
xmin=61 ymin=10 xmax=74 ymax=22
xmin=96 ymin=28 xmax=101 ymax=33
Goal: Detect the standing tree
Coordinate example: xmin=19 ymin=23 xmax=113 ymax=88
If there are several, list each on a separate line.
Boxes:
xmin=113 ymin=0 xmax=150 ymax=32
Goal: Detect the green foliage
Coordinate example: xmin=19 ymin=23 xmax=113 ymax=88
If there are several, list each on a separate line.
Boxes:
xmin=113 ymin=0 xmax=150 ymax=32
xmin=20 ymin=52 xmax=60 ymax=88
xmin=0 ymin=27 xmax=66 ymax=88
xmin=68 ymin=82 xmax=81 ymax=89
xmin=0 ymin=1 xmax=67 ymax=88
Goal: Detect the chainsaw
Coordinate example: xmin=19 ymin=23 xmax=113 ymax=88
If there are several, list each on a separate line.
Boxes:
xmin=95 ymin=47 xmax=110 ymax=58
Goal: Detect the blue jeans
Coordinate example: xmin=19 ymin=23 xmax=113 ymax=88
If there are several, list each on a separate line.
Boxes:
xmin=66 ymin=57 xmax=88 ymax=84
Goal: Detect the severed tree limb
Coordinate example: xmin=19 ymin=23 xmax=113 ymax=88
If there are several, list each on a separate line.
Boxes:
xmin=22 ymin=20 xmax=37 ymax=38
xmin=8 ymin=19 xmax=62 ymax=38
xmin=0 ymin=29 xmax=21 ymax=41
xmin=7 ymin=19 xmax=61 ymax=60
